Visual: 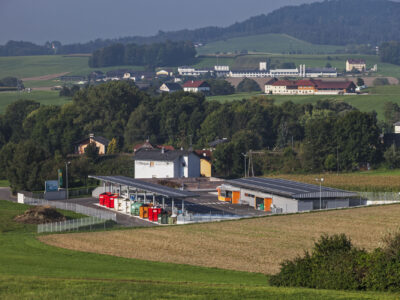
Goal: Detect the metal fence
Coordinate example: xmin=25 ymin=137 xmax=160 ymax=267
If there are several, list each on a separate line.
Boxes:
xmin=24 ymin=197 xmax=117 ymax=221
xmin=177 ymin=213 xmax=243 ymax=224
xmin=38 ymin=217 xmax=108 ymax=233
xmin=357 ymin=192 xmax=400 ymax=204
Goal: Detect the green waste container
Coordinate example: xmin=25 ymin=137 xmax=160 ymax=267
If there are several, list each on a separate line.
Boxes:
xmin=131 ymin=203 xmax=143 ymax=215
xmin=259 ymin=203 xmax=264 ymax=211
xmin=161 ymin=214 xmax=168 ymax=224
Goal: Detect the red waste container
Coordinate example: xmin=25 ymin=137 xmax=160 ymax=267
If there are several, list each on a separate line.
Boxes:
xmin=152 ymin=208 xmax=159 ymax=222
xmin=99 ymin=193 xmax=107 ymax=206
xmin=148 ymin=207 xmax=154 ymax=221
xmin=108 ymin=194 xmax=118 ymax=209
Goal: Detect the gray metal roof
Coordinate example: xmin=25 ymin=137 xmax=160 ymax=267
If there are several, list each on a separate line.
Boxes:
xmin=226 ymin=177 xmax=357 ymax=199
xmin=134 ymin=149 xmax=193 ymax=161
xmin=89 ymin=175 xmax=197 ymax=198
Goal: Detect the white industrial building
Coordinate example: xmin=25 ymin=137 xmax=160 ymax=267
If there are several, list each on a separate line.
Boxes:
xmin=218 ymin=177 xmax=358 ymax=213
xmin=134 ymin=148 xmax=200 ymax=179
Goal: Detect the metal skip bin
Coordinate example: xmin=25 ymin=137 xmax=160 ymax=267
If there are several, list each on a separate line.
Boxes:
xmin=151 ymin=208 xmax=159 ymax=222
xmin=140 ymin=205 xmax=149 ymax=219
xmin=109 ymin=194 xmax=118 ymax=209
xmin=132 ymin=203 xmax=142 ymax=216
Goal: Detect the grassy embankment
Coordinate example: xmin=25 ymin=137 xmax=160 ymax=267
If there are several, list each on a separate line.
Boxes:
xmin=196 ymin=33 xmax=346 ymax=55
xmin=1 ymin=200 xmax=398 ymax=299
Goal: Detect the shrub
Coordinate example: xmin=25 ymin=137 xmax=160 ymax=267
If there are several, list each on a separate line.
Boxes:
xmin=270 ymin=234 xmax=367 ymax=290
xmin=373 ymin=77 xmax=390 ymax=86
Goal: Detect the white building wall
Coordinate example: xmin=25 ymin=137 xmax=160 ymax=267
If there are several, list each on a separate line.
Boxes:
xmin=134 ymin=160 xmax=176 ymax=179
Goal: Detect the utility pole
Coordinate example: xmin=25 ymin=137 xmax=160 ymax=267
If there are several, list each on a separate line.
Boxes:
xmin=241 ymin=153 xmax=248 ymax=178
xmin=65 ymin=161 xmax=71 ymax=200
xmin=315 ymin=178 xmax=324 ymax=210
xmin=336 ymin=146 xmax=339 ymax=176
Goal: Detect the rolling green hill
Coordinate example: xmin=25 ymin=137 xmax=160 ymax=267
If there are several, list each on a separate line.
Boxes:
xmin=196 ymin=34 xmax=346 ymax=55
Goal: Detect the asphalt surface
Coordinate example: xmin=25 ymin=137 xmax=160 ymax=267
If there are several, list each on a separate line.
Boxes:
xmin=4 ymin=186 xmax=266 ymax=226
xmin=62 ymin=197 xmax=156 ymax=227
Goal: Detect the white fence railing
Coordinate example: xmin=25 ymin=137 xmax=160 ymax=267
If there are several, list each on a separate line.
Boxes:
xmin=38 ymin=217 xmax=107 ymax=233
xmin=23 ymin=197 xmax=117 ymax=221
xmin=177 ymin=213 xmax=242 ymax=224
xmin=357 ymin=192 xmax=400 ymax=205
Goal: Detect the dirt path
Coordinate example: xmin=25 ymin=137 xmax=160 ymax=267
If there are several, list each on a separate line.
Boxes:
xmin=22 ymin=72 xmax=70 ymax=82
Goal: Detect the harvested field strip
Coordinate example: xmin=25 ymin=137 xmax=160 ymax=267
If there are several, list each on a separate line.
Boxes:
xmin=41 ymin=204 xmax=400 ymax=275
xmin=22 ymin=72 xmax=70 ymax=81
xmin=270 ymin=173 xmax=400 ymax=192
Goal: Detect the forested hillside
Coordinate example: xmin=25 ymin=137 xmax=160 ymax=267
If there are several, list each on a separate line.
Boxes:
xmin=2 ymin=0 xmax=400 ymax=56
xmin=0 ymin=81 xmax=390 ymax=192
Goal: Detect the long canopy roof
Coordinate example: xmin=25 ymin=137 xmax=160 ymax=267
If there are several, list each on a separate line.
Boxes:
xmin=89 ymin=175 xmax=197 ymax=198
xmin=227 ymin=177 xmax=357 ymax=199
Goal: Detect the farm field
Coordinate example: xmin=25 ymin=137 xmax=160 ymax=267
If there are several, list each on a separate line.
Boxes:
xmin=2 ymin=200 xmax=399 ymax=299
xmin=0 ymin=91 xmax=70 ymax=113
xmin=42 ymin=204 xmax=400 ymax=275
xmin=270 ymin=170 xmax=400 ymax=192
xmin=0 ymin=55 xmax=144 ymax=83
xmin=196 ymin=33 xmax=346 ymax=55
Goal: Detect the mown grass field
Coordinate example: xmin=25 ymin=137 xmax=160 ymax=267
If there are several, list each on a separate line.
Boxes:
xmin=271 ymin=170 xmax=400 ymax=192
xmin=197 ymin=33 xmax=346 ymax=55
xmin=0 ymin=55 xmax=144 ymax=80
xmin=0 ymin=90 xmax=70 ymax=113
xmin=2 ymin=200 xmax=399 ymax=299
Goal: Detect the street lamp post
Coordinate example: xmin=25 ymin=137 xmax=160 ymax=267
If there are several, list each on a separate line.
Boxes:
xmin=65 ymin=161 xmax=71 ymax=200
xmin=241 ymin=153 xmax=248 ymax=178
xmin=315 ymin=178 xmax=324 ymax=210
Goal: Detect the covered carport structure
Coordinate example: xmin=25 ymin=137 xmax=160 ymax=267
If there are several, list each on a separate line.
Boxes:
xmin=88 ymin=175 xmax=197 ymax=211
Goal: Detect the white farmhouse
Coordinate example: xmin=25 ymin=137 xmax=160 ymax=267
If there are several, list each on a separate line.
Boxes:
xmin=183 ymin=80 xmax=211 ymax=93
xmin=134 ymin=148 xmax=200 ymax=179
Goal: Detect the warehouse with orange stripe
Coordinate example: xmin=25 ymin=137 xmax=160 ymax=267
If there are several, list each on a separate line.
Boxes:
xmin=217 ymin=177 xmax=358 ymax=213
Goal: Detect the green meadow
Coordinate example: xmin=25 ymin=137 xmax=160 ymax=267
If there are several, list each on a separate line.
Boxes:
xmin=0 ymin=200 xmax=398 ymax=299
xmin=208 ymin=85 xmax=400 ymax=121
xmin=197 ymin=33 xmax=346 ymax=55
xmin=0 ymin=90 xmax=70 ymax=114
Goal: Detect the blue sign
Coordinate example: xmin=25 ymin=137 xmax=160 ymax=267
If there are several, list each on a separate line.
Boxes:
xmin=45 ymin=180 xmax=59 ymax=192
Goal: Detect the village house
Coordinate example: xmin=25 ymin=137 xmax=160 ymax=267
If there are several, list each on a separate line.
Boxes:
xmin=75 ymin=134 xmax=110 ymax=155
xmin=183 ymin=80 xmax=211 ymax=93
xmin=346 ymin=59 xmax=366 ymax=72
xmin=159 ymin=82 xmax=182 ymax=93
xmin=195 ymin=150 xmax=212 ymax=177
xmin=265 ymin=78 xmax=356 ymax=95
xmin=134 ymin=148 xmax=200 ymax=179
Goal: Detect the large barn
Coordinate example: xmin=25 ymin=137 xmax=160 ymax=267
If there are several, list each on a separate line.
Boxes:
xmin=217 ymin=177 xmax=358 ymax=213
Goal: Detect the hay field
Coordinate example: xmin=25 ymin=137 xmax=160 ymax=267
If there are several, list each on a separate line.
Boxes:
xmin=271 ymin=172 xmax=400 ymax=192
xmin=41 ymin=204 xmax=400 ymax=275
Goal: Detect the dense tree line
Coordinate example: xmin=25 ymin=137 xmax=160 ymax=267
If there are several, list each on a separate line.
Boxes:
xmin=88 ymin=41 xmax=196 ymax=68
xmin=0 ymin=81 xmax=389 ymax=192
xmin=380 ymin=41 xmax=400 ymax=65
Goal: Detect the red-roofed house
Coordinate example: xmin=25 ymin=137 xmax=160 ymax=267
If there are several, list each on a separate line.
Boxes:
xmin=265 ymin=79 xmax=356 ymax=95
xmin=183 ymin=80 xmax=210 ymax=93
